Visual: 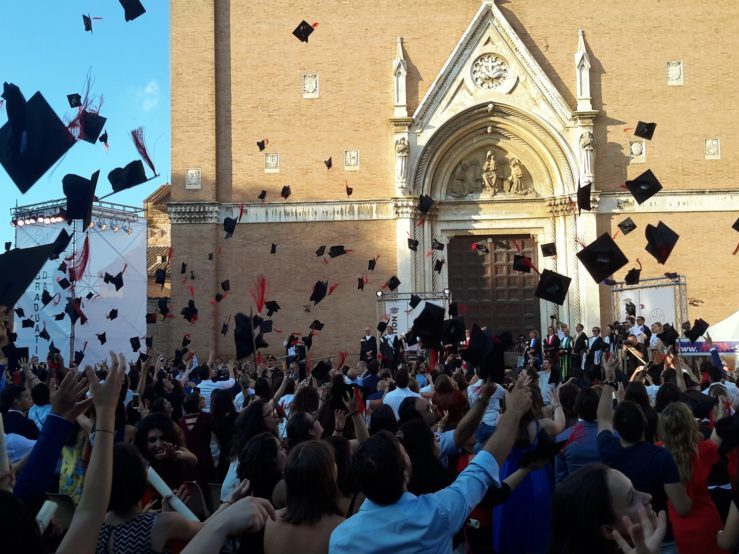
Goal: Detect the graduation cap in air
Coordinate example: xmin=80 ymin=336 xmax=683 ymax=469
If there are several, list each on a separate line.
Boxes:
xmin=292 ymin=20 xmax=316 ymax=42
xmin=180 ymin=262 xmax=187 ymax=274
xmin=54 ymin=312 xmax=65 ymax=321
xmin=368 ymin=258 xmax=377 ymax=271
xmin=302 ymin=333 xmax=313 ymax=351
xmin=418 ymin=195 xmax=434 ymax=215
xmin=234 ymin=312 xmax=255 ymax=359
xmin=0 ymin=231 xmax=68 ymax=307
xmin=462 ymin=324 xmax=493 ymax=366
xmin=377 ymin=321 xmax=388 ymax=334
xmin=85 ymin=291 xmax=94 ymax=300
xmin=96 ymin=332 xmax=107 ymax=345
xmin=385 ymin=275 xmax=401 ymax=291
xmin=312 ymin=360 xmax=331 ymax=381
xmin=252 ymin=314 xmax=264 ymax=330
xmin=433 ymin=259 xmax=445 ymax=274
xmin=38 ymin=326 xmax=50 ymax=341
xmin=441 ymin=317 xmax=466 ymax=346
xmin=625 ymin=170 xmax=662 ymax=205
xmin=329 ymin=245 xmax=348 ymax=258
xmin=733 ymin=217 xmax=739 ymax=233
xmin=181 ymin=299 xmax=198 ymax=323
xmin=221 ymin=319 xmax=229 ymax=336
xmin=535 ymin=270 xmax=571 ymax=305
xmin=345 ymin=182 xmax=353 ymax=197
xmin=73 ymin=347 xmax=86 ymax=366
xmin=411 ymin=301 xmax=446 ymax=346
xmin=513 ymin=255 xmax=533 ymax=273
xmin=577 ymin=181 xmax=592 ymax=213
xmin=14 ymin=307 xmax=25 ymax=318
xmin=255 ymin=333 xmax=269 ymax=350
xmin=309 ymin=320 xmax=324 ymax=331
xmin=65 ymin=297 xmax=87 ymax=326
xmin=315 ymin=245 xmax=326 ymax=257
xmin=41 ymin=290 xmax=55 ymax=307
xmin=657 ymin=324 xmax=680 ymax=347
xmin=108 ymin=160 xmax=154 ymax=192
xmin=47 ymin=341 xmax=60 ymax=356
xmin=624 ymin=263 xmax=641 ymax=285
xmin=409 ymin=294 xmax=422 ymax=309
xmin=281 ymin=185 xmax=291 ymax=200
xmin=63 ymin=170 xmax=99 ymax=229
xmin=21 ymin=318 xmax=33 ymax=328
xmin=576 ymin=233 xmax=629 ymax=283
xmin=67 ymin=93 xmax=82 ymax=108
xmin=257 ymin=189 xmax=267 ymax=201
xmin=130 ymin=336 xmax=141 ymax=352
xmin=155 ymin=268 xmax=166 ymax=287
xmin=310 ymin=281 xmax=328 ymax=305
xmin=107 ymin=309 xmax=118 ymax=320
xmin=324 ymin=157 xmax=332 ymax=170
xmin=0 ymin=86 xmax=76 ymax=193
xmin=104 ymin=272 xmax=125 ymax=291
xmin=617 ymin=217 xmax=637 ymax=236
xmin=357 ymin=277 xmax=365 ymax=290
xmin=145 ymin=313 xmax=156 ymax=324
xmin=271 ymin=243 xmax=277 ymax=255
xmin=260 ymin=320 xmax=273 ymax=334
xmin=540 ymin=243 xmax=557 ymax=257
xmin=257 ymin=139 xmax=267 ymax=152
xmin=82 ymin=14 xmax=94 ymax=32
xmin=685 ymin=319 xmax=710 ymax=343
xmin=99 ymin=131 xmax=108 ymax=147
xmin=119 ymin=0 xmax=147 ymax=21
xmin=472 ymin=240 xmax=489 ymax=254
xmin=3 ymin=242 xmax=9 ymax=253
xmin=634 ymin=121 xmax=656 ymax=141
xmin=58 ymin=277 xmax=71 ymax=290
xmin=78 ymin=111 xmax=106 ymax=144
xmin=625 ymin=301 xmax=636 ymax=317
xmin=407 ymin=238 xmax=419 ymax=251
xmin=223 ymin=217 xmax=237 ymax=239
xmin=265 ymin=300 xmax=280 ymax=316
xmin=157 ymin=298 xmax=170 ymax=318
xmin=431 ymin=239 xmax=445 ymax=251
xmin=645 ymin=221 xmax=679 ymax=265
xmin=58 ymin=261 xmax=67 ymax=274
xmin=220 ymin=280 xmax=230 ymax=292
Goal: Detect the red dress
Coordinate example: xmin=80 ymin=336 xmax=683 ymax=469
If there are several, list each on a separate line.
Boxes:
xmin=667 ymin=440 xmax=729 ymax=553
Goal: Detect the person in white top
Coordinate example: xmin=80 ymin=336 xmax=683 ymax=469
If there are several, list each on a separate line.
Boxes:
xmin=382 ymin=368 xmax=419 ymax=419
xmin=536 ymin=358 xmax=555 ymax=405
xmin=196 ymin=360 xmax=236 ymax=413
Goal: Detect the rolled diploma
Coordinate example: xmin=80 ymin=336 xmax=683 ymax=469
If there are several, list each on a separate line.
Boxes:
xmin=0 ymin=416 xmax=10 ymax=492
xmin=146 ymin=465 xmax=199 ymax=521
xmin=36 ymin=500 xmax=58 ymax=533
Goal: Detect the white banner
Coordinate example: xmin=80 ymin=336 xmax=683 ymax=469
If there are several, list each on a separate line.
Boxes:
xmin=618 ymin=286 xmax=679 ymax=328
xmin=13 ymin=218 xmax=147 ymax=365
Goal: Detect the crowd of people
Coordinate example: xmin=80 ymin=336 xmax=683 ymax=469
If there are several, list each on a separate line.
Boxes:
xmin=2 ymin=309 xmax=739 ymax=554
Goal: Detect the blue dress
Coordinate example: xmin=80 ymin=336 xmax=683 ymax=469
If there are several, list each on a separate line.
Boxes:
xmin=492 ymin=421 xmax=553 ymax=554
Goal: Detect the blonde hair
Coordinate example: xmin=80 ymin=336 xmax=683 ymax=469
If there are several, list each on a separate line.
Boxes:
xmin=660 ymin=401 xmax=701 ymax=482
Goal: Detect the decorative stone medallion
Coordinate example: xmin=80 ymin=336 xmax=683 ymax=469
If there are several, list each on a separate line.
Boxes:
xmin=185 ymin=168 xmax=201 ymax=190
xmin=705 ymin=139 xmax=720 ymax=160
xmin=303 ymin=74 xmax=319 ymax=99
xmin=667 ymin=61 xmax=684 ymax=86
xmin=628 ymin=141 xmax=646 ymax=163
xmin=471 ymin=54 xmax=509 ymax=90
xmin=344 ymin=150 xmax=360 ymax=171
xmin=264 ymin=153 xmax=280 ymax=173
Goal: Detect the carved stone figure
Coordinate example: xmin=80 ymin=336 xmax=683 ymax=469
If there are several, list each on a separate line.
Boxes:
xmin=508 ymin=157 xmax=524 ymax=194
xmin=481 ymin=151 xmax=499 ymax=195
xmin=580 ymin=131 xmax=595 ymax=182
xmin=395 ymin=138 xmax=409 ymax=184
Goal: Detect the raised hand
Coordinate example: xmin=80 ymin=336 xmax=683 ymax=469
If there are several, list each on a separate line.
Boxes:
xmin=611 ymin=508 xmax=667 ymax=554
xmin=334 ymin=409 xmax=347 ymax=431
xmin=51 ymin=368 xmax=91 ymax=421
xmin=342 ymin=389 xmax=359 ymax=413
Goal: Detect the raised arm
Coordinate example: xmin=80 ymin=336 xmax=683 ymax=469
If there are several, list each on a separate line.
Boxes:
xmin=598 ymin=356 xmax=618 ymax=433
xmin=453 ymin=380 xmax=496 ymax=449
xmin=483 ymin=374 xmax=532 ymax=466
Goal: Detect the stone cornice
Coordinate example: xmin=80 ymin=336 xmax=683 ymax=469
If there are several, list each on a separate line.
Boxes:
xmin=597 ymin=189 xmax=739 ymax=214
xmin=168 ymin=202 xmax=220 ymax=224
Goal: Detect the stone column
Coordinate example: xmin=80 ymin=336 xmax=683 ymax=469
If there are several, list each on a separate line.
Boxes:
xmin=394 ymin=199 xmax=417 ymax=293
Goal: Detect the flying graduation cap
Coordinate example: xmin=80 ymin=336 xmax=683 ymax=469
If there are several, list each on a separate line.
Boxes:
xmin=431 ymin=239 xmax=445 ymax=251
xmin=258 ymin=190 xmax=267 ymax=200
xmin=82 ymin=14 xmax=94 ymax=32
xmin=513 ymin=255 xmax=533 ymax=273
xmin=107 ymin=127 xmax=158 ymax=193
xmin=625 ymin=170 xmax=662 ymax=205
xmin=265 ymin=300 xmax=280 ymax=316
xmin=103 ymin=271 xmax=124 ymax=291
xmin=540 ymin=243 xmax=557 ymax=257
xmin=409 ymin=294 xmax=422 ymax=309
xmin=78 ymin=111 xmax=107 ymax=144
xmin=617 ymin=217 xmax=637 ymax=236
xmin=309 ymin=320 xmax=324 ymax=331
xmin=577 ymin=181 xmax=592 ymax=213
xmin=433 ymin=259 xmax=445 ymax=273
xmin=181 ymin=299 xmax=198 ymax=323
xmin=324 ymin=157 xmax=332 ymax=170
xmin=535 ymin=270 xmax=571 ymax=305
xmin=384 ymin=275 xmax=401 ymax=291
xmin=96 ymin=332 xmax=107 ymax=345
xmin=293 ymin=20 xmax=317 ymax=42
xmin=418 ymin=195 xmax=434 ymax=215
xmin=634 ymin=121 xmax=656 ymax=141
xmin=67 ymin=93 xmax=82 ymax=108
xmin=63 ymin=170 xmax=99 ymax=229
xmin=645 ymin=221 xmax=679 ymax=264
xmin=281 ymin=185 xmax=292 ymax=200
xmin=328 ymin=245 xmax=349 ymax=258
xmin=118 ymin=0 xmax=147 ymax=21
xmin=685 ymin=319 xmax=710 ymax=343
xmin=624 ymin=260 xmax=642 ymax=285
xmin=234 ymin=312 xmax=255 ymax=359
xmin=407 ymin=238 xmax=419 ymax=251
xmin=576 ymin=233 xmax=629 ymax=283
xmin=310 ymin=281 xmax=329 ymax=305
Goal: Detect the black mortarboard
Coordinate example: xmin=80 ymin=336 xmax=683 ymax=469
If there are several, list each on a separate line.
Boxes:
xmin=48 ymin=341 xmax=60 ymax=355
xmin=658 ymin=324 xmax=679 ymax=347
xmin=617 ymin=217 xmax=637 ymax=236
xmin=577 ymin=182 xmax=592 ymax=213
xmin=14 ymin=307 xmax=24 ymax=318
xmin=104 ymin=272 xmax=124 ymax=292
xmin=67 ymin=93 xmax=82 ymax=108
xmin=686 ymin=319 xmax=710 ymax=342
xmin=625 ymin=301 xmax=636 ymax=317
xmin=180 ymin=262 xmax=187 ymax=274
xmin=309 ymin=320 xmax=324 ymax=331
xmin=271 ymin=243 xmax=277 ymax=255
xmin=190 ymin=270 xmax=196 ymax=281
xmin=99 ymin=131 xmax=108 ymax=146
xmin=54 ymin=312 xmax=65 ymax=321
xmin=255 ymin=334 xmax=268 ymax=350
xmin=182 ymin=334 xmax=191 ymax=349
xmin=292 ymin=20 xmax=315 ymax=42
xmin=412 ymin=302 xmax=446 ymax=346
xmin=223 ymin=217 xmax=237 ymax=238
xmin=625 ymin=170 xmax=662 ymax=205
xmin=74 ymin=349 xmax=85 ymax=366
xmin=324 ymin=157 xmax=332 ymax=170
xmin=221 ymin=320 xmax=229 ymax=336
xmin=316 ymin=246 xmax=326 ymax=257
xmin=732 ymin=217 xmax=739 ymax=233
xmin=107 ymin=309 xmax=118 ymax=320
xmin=258 ymin=189 xmax=267 ymax=200
xmin=79 ymin=111 xmax=106 ymax=144
xmin=85 ymin=292 xmax=94 ymax=300
xmin=418 ymin=195 xmax=434 ymax=215
xmin=0 ymin=234 xmax=66 ymax=307
xmin=368 ymin=258 xmax=377 ymax=271
xmin=65 ymin=297 xmax=87 ymax=326
xmin=173 ymin=349 xmax=184 ymax=366
xmin=96 ymin=332 xmax=107 ymax=345
xmin=221 ymin=280 xmax=230 ymax=292
xmin=108 ymin=160 xmax=152 ymax=192
xmin=208 ymin=252 xmax=214 ymax=260
xmin=310 ymin=281 xmax=328 ymax=305
xmin=329 ymin=245 xmax=348 ymax=258
xmin=3 ymin=242 xmax=9 ymax=253
xmin=130 ymin=337 xmax=141 ymax=352
xmin=21 ymin=318 xmax=33 ymax=328
xmin=577 ymin=233 xmax=629 ymax=283
xmin=234 ymin=313 xmax=255 ymax=359
xmin=357 ymin=277 xmax=365 ymax=290
xmin=462 ymin=324 xmax=493 ymax=366
xmin=409 ymin=294 xmax=422 ymax=309
xmin=63 ymin=170 xmax=99 ymax=229
xmin=82 ymin=14 xmax=93 ymax=32
xmin=448 ymin=302 xmax=458 ymax=318
xmin=260 ymin=320 xmax=273 ymax=334
xmin=513 ymin=255 xmax=532 ymax=273
xmin=434 ymin=259 xmax=445 ymax=273
xmin=431 ymin=239 xmax=445 ymax=251
xmin=252 ymin=314 xmax=264 ymax=329
xmin=58 ymin=278 xmax=71 ymax=290
xmin=312 ymin=360 xmax=331 ymax=381
xmin=377 ymin=321 xmax=388 ymax=333
xmin=181 ymin=299 xmax=198 ymax=323
xmin=41 ymin=290 xmax=54 ymax=307
xmin=540 ymin=243 xmax=557 ymax=257
xmin=155 ymin=268 xmax=166 ymax=286
xmin=665 ymin=272 xmax=679 ymax=280
xmin=119 ymin=0 xmax=147 ymax=21
xmin=634 ymin=121 xmax=656 ymax=141
xmin=281 ymin=185 xmax=291 ymax=200
xmin=265 ymin=300 xmax=280 ymax=316
xmin=145 ymin=313 xmax=156 ymax=324
xmin=535 ymin=270 xmax=571 ymax=305
xmin=624 ymin=267 xmax=641 ymax=285
xmin=385 ymin=275 xmax=401 ymax=291
xmin=345 ymin=183 xmax=353 ymax=197
xmin=0 ymin=88 xmax=76 ymax=194
xmin=302 ymin=334 xmax=313 ymax=351
xmin=441 ymin=317 xmax=467 ymax=345
xmin=50 ymin=229 xmax=72 ymax=260
xmin=645 ymin=221 xmax=679 ymax=265
xmin=157 ymin=297 xmax=170 ymax=317
xmin=38 ymin=326 xmax=50 ymax=341
xmin=407 ymin=238 xmax=419 ymax=251
xmin=257 ymin=139 xmax=267 ymax=151
xmin=58 ymin=261 xmax=67 ymax=273
xmin=473 ymin=240 xmax=489 ymax=254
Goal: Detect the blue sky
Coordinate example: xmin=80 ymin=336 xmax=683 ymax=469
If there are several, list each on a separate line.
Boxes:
xmin=0 ymin=0 xmax=170 ymax=246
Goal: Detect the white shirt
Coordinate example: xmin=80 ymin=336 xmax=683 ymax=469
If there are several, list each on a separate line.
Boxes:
xmin=278 ymin=394 xmax=295 ymax=439
xmin=646 ymin=384 xmax=660 ymax=406
xmin=198 ymin=378 xmax=236 ymax=412
xmin=467 ymin=381 xmax=506 ymax=427
xmin=234 ymin=388 xmax=255 ymax=412
xmin=383 ymin=386 xmax=419 ymax=419
xmin=705 ymin=381 xmax=739 ymax=404
xmin=6 ymin=432 xmax=35 ymax=463
xmin=537 ymin=370 xmax=553 ymax=405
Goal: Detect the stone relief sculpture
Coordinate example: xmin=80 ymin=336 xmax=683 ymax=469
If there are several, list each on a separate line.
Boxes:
xmin=579 ymin=130 xmax=595 ymax=183
xmin=481 ymin=151 xmax=499 ymax=195
xmin=508 ymin=157 xmax=525 ymax=194
xmin=395 ymin=137 xmax=409 ymax=185
xmin=445 ymin=149 xmax=537 ymax=199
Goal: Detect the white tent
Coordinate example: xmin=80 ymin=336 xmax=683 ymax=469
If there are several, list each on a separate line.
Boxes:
xmin=705 ymin=310 xmax=739 ymax=342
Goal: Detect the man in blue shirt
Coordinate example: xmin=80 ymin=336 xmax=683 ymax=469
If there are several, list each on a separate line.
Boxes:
xmin=329 ymin=375 xmax=532 ymax=553
xmin=555 ymin=386 xmax=601 ymax=482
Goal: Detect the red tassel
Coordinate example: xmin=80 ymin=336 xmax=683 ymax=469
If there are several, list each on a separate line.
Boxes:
xmin=416 ymin=217 xmax=426 ymax=227
xmin=636 ymin=258 xmax=642 ymax=271
xmin=166 ymin=246 xmax=173 ymax=263
xmin=250 ymin=275 xmax=267 ymax=314
xmin=524 ymin=258 xmax=540 ymax=275
xmin=131 ymin=127 xmax=157 ymax=175
xmin=256 ymin=352 xmax=265 ymax=365
xmin=238 ymin=203 xmax=245 ymax=221
xmin=430 ymin=348 xmax=438 ymax=370
xmin=354 ymin=387 xmax=365 ymax=414
xmin=311 ymin=22 xmax=319 ymax=28
xmin=733 ymin=242 xmax=739 ymax=256
xmin=612 ymin=229 xmax=621 ymax=240
xmin=512 ymin=240 xmax=522 ymax=253
xmin=363 ymin=275 xmax=369 ymax=285
xmin=328 ymin=283 xmax=339 ymax=295
xmin=337 ymin=351 xmax=347 ymax=369
xmin=562 ymin=422 xmax=586 ymax=451
xmin=322 ymin=257 xmax=329 ymax=265
xmin=187 ymin=284 xmax=195 ymax=297
xmin=68 ymin=235 xmax=90 ymax=282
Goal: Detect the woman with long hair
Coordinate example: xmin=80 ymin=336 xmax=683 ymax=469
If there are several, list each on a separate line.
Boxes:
xmin=325 ymin=436 xmax=363 ymax=518
xmin=262 ymin=441 xmax=344 ymax=554
xmin=396 ymin=419 xmax=455 ymax=495
xmin=624 ymin=382 xmax=659 ymax=443
xmin=178 ymin=392 xmax=215 ymax=490
xmin=211 ymin=389 xmax=238 ymax=481
xmin=134 ymin=413 xmax=198 ymax=490
xmin=660 ymin=401 xmax=726 ymax=553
